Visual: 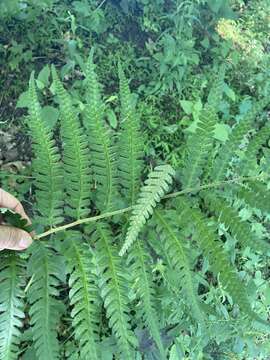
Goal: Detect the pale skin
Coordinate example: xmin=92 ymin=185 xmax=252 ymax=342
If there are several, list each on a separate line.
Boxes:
xmin=0 ymin=188 xmax=33 ymax=251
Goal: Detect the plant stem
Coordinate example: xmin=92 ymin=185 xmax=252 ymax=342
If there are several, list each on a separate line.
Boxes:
xmin=35 ymin=206 xmax=133 ymax=239
xmin=35 ymin=174 xmax=268 ymax=240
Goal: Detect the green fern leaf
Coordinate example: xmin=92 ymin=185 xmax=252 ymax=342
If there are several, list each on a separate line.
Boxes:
xmin=0 ymin=254 xmax=25 ymax=360
xmin=84 ymin=50 xmax=118 ymax=212
xmin=207 ymin=65 xmax=225 ymax=108
xmin=92 ymin=223 xmax=137 ymax=359
xmin=237 ymin=124 xmax=270 ymax=175
xmin=128 ymin=239 xmax=166 ymax=358
xmin=120 ymin=164 xmax=175 ymax=256
xmin=62 ymin=232 xmax=100 ymax=360
xmin=211 ymin=98 xmax=269 ymax=181
xmin=51 ymin=65 xmax=91 ymax=219
xmin=177 ymin=198 xmax=254 ymax=318
xmin=181 ymin=106 xmax=218 ymax=188
xmin=181 ymin=69 xmax=225 ymax=188
xmin=118 ymin=62 xmax=144 ymax=205
xmin=62 ymin=340 xmax=80 ymax=360
xmin=235 ymin=181 xmax=270 ymax=215
xmin=28 ymin=72 xmax=63 ymax=227
xmin=154 ymin=209 xmax=206 ymax=325
xmin=205 ymin=194 xmax=270 ymax=253
xmin=27 ymin=244 xmax=65 ymax=360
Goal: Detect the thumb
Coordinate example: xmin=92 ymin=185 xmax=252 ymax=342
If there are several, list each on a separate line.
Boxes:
xmin=0 ymin=225 xmax=33 ymax=251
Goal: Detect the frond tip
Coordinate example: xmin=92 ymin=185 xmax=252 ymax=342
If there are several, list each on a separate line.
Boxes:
xmin=119 ymin=165 xmax=175 ymax=256
xmin=28 ymin=71 xmax=63 ymax=227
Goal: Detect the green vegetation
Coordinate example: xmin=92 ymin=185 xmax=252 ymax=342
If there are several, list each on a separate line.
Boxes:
xmin=1 ymin=1 xmax=270 ymax=359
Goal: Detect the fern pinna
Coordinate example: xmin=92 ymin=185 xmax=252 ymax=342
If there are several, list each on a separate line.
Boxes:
xmin=0 ymin=57 xmax=269 ymax=359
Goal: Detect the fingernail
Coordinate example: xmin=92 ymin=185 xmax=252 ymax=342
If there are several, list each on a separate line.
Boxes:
xmin=19 ymin=236 xmax=33 ymax=249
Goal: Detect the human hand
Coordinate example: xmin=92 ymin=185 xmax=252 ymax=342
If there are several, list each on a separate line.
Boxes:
xmin=0 ymin=188 xmax=33 ymax=251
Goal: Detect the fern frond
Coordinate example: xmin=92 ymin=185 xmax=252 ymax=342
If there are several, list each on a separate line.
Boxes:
xmin=51 ymin=65 xmax=91 ymax=219
xmin=235 ymin=181 xmax=270 ymax=215
xmin=237 ymin=124 xmax=270 ymax=175
xmin=181 ymin=69 xmax=225 ymax=188
xmin=128 ymin=240 xmax=166 ymax=358
xmin=207 ymin=65 xmax=225 ymax=108
xmin=93 ymin=223 xmax=137 ymax=359
xmin=120 ymin=165 xmax=175 ymax=256
xmin=63 ymin=232 xmax=100 ymax=360
xmin=181 ymin=106 xmax=217 ymax=188
xmin=27 ymin=244 xmax=64 ymax=360
xmin=28 ymin=72 xmax=63 ymax=227
xmin=154 ymin=209 xmax=206 ymax=326
xmin=62 ymin=340 xmax=80 ymax=360
xmin=118 ymin=62 xmax=144 ymax=205
xmin=84 ymin=51 xmax=118 ymax=212
xmin=0 ymin=254 xmax=25 ymax=360
xmin=177 ymin=198 xmax=254 ymax=318
xmin=211 ymin=98 xmax=269 ymax=181
xmin=118 ymin=62 xmax=133 ymax=125
xmin=205 ymin=194 xmax=270 ymax=253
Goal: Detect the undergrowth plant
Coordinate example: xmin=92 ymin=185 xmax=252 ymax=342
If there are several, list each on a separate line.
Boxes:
xmin=0 ymin=52 xmax=270 ymax=359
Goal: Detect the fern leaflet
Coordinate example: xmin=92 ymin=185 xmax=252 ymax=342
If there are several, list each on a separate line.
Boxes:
xmin=237 ymin=124 xmax=270 ymax=175
xmin=52 ymin=65 xmax=91 ymax=219
xmin=92 ymin=223 xmax=137 ymax=359
xmin=120 ymin=164 xmax=175 ymax=256
xmin=28 ymin=72 xmax=63 ymax=227
xmin=177 ymin=198 xmax=254 ymax=318
xmin=62 ymin=232 xmax=100 ymax=360
xmin=84 ymin=51 xmax=118 ymax=212
xmin=0 ymin=254 xmax=25 ymax=360
xmin=211 ymin=98 xmax=269 ymax=181
xmin=205 ymin=194 xmax=270 ymax=253
xmin=235 ymin=181 xmax=270 ymax=215
xmin=181 ymin=68 xmax=224 ymax=188
xmin=118 ymin=62 xmax=144 ymax=205
xmin=27 ymin=244 xmax=64 ymax=360
xmin=154 ymin=209 xmax=206 ymax=325
xmin=128 ymin=239 xmax=166 ymax=358
xmin=207 ymin=65 xmax=225 ymax=108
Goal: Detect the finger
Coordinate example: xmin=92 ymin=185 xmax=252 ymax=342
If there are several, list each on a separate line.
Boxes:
xmin=0 ymin=225 xmax=33 ymax=251
xmin=0 ymin=188 xmax=31 ymax=225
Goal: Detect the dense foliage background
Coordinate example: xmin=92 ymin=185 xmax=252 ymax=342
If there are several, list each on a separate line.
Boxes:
xmin=0 ymin=0 xmax=270 ymax=359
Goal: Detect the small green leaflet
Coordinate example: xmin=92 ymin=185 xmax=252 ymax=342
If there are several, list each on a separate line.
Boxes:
xmin=0 ymin=208 xmax=33 ymax=232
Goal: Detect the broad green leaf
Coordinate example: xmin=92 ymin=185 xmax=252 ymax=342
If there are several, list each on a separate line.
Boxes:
xmin=214 ymin=123 xmax=230 ymax=142
xmin=41 ymin=106 xmax=59 ymax=130
xmin=16 ymin=91 xmax=30 ymax=108
xmin=224 ymin=83 xmax=236 ymax=101
xmin=37 ymin=64 xmax=50 ymax=88
xmin=180 ymin=100 xmax=193 ymax=115
xmin=106 ymin=108 xmax=117 ymax=129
